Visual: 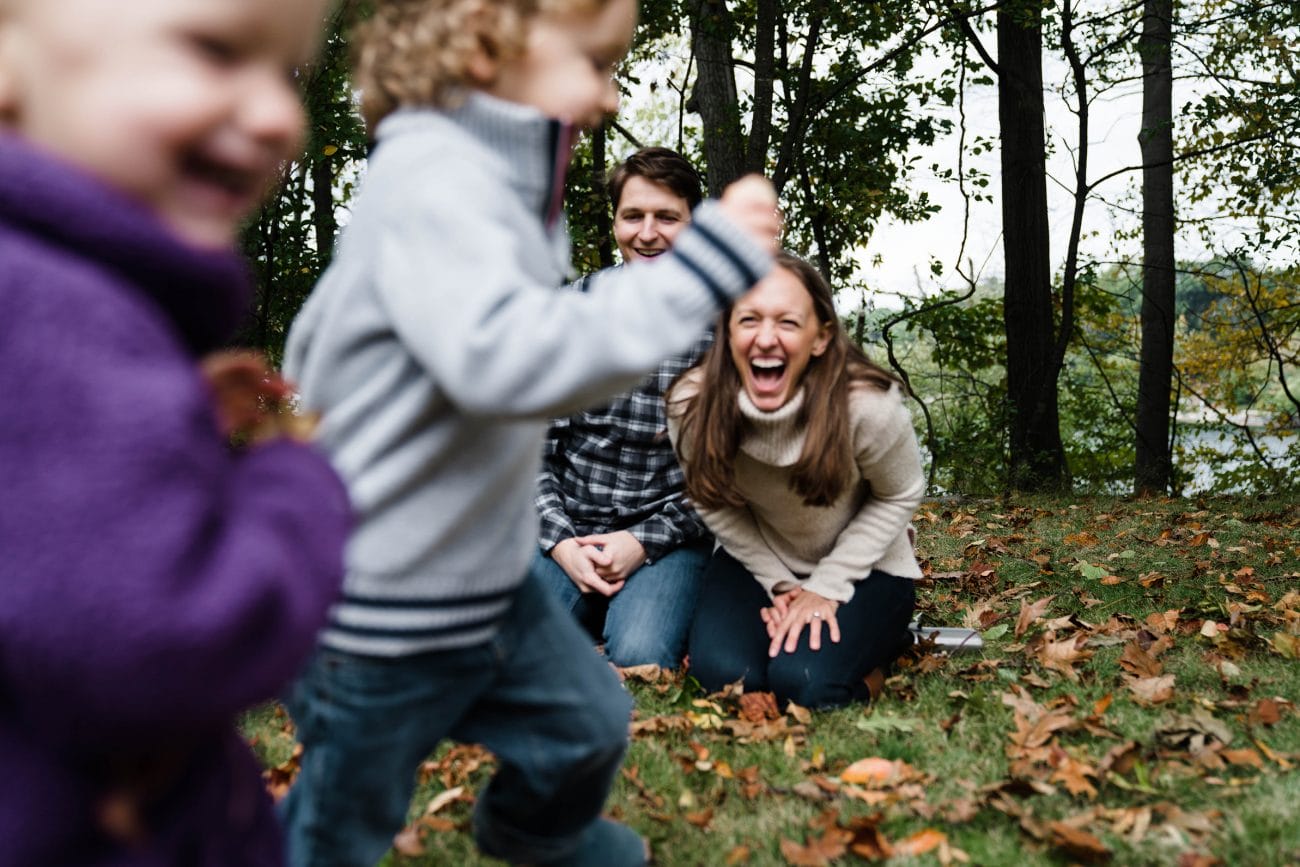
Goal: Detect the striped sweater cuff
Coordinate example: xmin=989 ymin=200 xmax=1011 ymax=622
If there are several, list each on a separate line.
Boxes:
xmin=671 ymin=200 xmax=774 ymax=308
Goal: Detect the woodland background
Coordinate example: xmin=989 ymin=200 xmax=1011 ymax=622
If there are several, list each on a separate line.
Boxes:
xmin=238 ymin=4 xmax=1300 ymax=863
xmin=240 ymin=0 xmax=1300 ymax=498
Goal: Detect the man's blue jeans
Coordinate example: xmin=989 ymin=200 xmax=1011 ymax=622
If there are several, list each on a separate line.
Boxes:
xmin=687 ymin=548 xmax=916 ymax=709
xmin=280 ymin=573 xmax=643 ymax=867
xmin=529 ymin=541 xmax=710 ymax=668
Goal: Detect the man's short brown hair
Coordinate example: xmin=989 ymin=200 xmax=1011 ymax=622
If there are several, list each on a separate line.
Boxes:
xmin=606 ymin=147 xmax=703 ymax=213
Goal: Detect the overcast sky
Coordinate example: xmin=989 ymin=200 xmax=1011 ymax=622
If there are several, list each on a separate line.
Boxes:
xmin=857 ymin=54 xmax=1150 ymax=305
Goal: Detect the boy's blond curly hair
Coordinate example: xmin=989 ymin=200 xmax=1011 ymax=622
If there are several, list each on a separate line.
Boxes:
xmin=353 ymin=0 xmax=606 ymax=130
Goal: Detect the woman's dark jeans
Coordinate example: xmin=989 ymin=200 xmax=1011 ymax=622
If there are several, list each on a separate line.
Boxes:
xmin=687 ymin=548 xmax=915 ymax=709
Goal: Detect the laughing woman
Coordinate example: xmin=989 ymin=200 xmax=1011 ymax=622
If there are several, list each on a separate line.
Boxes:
xmin=666 ymin=252 xmax=924 ymax=709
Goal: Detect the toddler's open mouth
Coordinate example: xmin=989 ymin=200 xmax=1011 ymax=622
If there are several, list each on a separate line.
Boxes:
xmin=182 ymin=152 xmax=261 ymax=202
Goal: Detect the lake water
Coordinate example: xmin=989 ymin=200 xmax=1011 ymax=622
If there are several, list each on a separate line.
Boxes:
xmin=1177 ymin=427 xmax=1297 ymax=494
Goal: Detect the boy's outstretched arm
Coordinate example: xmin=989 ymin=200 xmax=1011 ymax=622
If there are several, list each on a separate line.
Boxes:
xmin=371 ymin=168 xmax=778 ymax=418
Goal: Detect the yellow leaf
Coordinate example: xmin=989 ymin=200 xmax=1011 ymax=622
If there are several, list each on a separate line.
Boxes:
xmin=786 ymin=701 xmax=813 ymax=724
xmin=322 ymin=144 xmax=339 ymax=156
xmin=1269 ymin=631 xmax=1300 ymax=659
xmin=422 ymin=785 xmax=464 ymax=816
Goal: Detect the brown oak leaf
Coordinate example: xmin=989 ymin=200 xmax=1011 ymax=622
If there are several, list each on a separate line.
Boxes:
xmin=1016 ymin=595 xmax=1056 ymax=638
xmin=1126 ymin=674 xmax=1176 ymax=706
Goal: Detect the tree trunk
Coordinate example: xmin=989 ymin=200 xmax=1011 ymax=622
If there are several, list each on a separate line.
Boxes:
xmin=311 ymin=159 xmax=337 ymax=265
xmin=1134 ymin=0 xmax=1176 ymax=495
xmin=746 ymin=0 xmax=779 ymax=174
xmin=591 ymin=120 xmax=614 ymax=269
xmin=997 ymin=3 xmax=1067 ymax=491
xmin=687 ymin=0 xmax=744 ymax=193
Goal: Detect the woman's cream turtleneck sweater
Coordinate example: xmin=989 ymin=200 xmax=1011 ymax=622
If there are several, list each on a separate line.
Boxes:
xmin=667 ymin=371 xmax=924 ymax=602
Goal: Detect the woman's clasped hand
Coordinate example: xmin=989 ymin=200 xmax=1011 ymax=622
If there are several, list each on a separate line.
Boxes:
xmin=760 ymin=588 xmax=841 ymax=656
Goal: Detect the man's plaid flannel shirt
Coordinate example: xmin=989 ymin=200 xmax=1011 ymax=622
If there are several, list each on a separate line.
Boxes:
xmin=535 ymin=274 xmax=712 ymax=563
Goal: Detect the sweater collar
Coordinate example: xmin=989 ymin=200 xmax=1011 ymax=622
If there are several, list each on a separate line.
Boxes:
xmin=738 ymin=387 xmax=806 ymax=424
xmin=0 ymin=133 xmax=251 ymax=355
xmin=737 ymin=388 xmax=807 ymax=466
xmin=377 ymin=92 xmax=575 ymax=228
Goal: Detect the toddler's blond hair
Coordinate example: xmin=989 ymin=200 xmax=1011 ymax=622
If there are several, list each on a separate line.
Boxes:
xmin=354 ymin=0 xmax=607 ymax=130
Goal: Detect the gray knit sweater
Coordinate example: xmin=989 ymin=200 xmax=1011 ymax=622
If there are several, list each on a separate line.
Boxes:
xmin=285 ymin=93 xmax=770 ymax=655
xmin=667 ymin=373 xmax=924 ymax=602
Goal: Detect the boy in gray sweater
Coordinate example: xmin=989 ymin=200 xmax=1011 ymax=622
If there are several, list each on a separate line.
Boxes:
xmin=280 ymin=1 xmax=778 ymax=865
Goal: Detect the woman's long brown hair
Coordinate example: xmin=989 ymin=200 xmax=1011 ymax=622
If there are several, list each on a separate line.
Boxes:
xmin=669 ymin=252 xmax=901 ymax=509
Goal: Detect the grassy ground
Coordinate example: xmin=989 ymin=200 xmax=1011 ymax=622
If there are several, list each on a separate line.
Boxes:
xmin=243 ymin=494 xmax=1300 ymax=865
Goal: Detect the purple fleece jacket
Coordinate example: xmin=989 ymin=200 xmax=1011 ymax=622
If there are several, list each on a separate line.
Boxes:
xmin=0 ymin=134 xmax=351 ymax=866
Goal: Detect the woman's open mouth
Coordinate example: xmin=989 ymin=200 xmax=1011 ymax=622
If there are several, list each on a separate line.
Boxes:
xmin=750 ymin=358 xmax=786 ymax=391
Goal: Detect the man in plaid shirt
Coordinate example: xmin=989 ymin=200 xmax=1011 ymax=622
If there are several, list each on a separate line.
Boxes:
xmin=532 ymin=148 xmax=713 ymax=668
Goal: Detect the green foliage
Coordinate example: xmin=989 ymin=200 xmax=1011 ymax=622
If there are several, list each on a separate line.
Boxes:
xmin=889 ymin=288 xmax=1009 ymax=493
xmin=1179 ymin=2 xmax=1300 ymax=229
xmin=236 ymin=7 xmax=367 ymax=363
xmin=564 ymin=129 xmax=615 ymax=277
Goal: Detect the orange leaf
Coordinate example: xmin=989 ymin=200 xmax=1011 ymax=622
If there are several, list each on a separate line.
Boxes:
xmin=840 ymin=757 xmax=905 ymax=785
xmin=739 ymin=691 xmax=780 ymax=723
xmin=1049 ymin=747 xmax=1099 ymax=798
xmin=844 ymin=813 xmax=893 ymax=860
xmin=892 ymin=828 xmax=946 ymax=857
xmin=1137 ymin=571 xmax=1165 ymax=588
xmin=725 ymin=845 xmax=752 ymax=865
xmin=1012 ymin=710 xmax=1077 ymax=750
xmin=1145 ymin=609 xmax=1181 ymax=633
xmin=419 ymin=816 xmax=456 ymax=833
xmin=1219 ymin=748 xmax=1264 ymax=769
xmin=684 ymin=807 xmax=715 ymax=828
xmin=1048 ymin=821 xmax=1111 ymax=863
xmin=779 ymin=828 xmax=851 ymax=866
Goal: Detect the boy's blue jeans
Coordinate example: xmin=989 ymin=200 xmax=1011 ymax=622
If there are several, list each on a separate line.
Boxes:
xmin=280 ymin=573 xmax=642 ymax=867
xmin=530 ymin=541 xmax=709 ymax=668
